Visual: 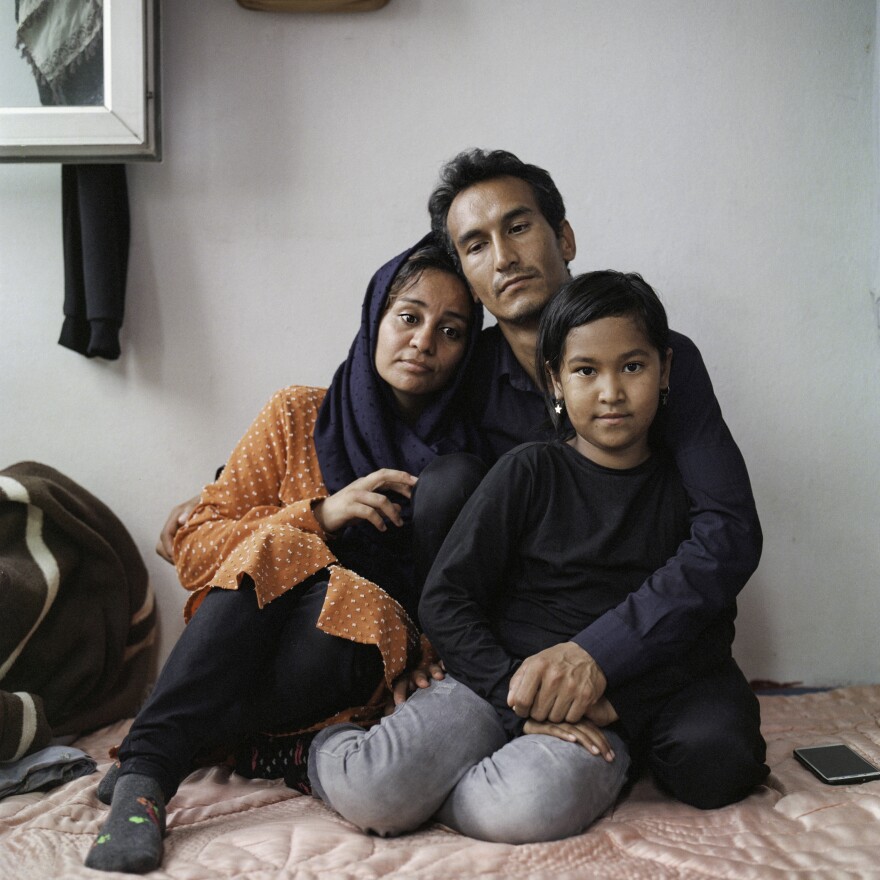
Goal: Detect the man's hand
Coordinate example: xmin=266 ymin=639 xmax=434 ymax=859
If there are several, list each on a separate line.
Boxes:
xmin=507 ymin=642 xmax=607 ymax=723
xmin=156 ymin=496 xmax=200 ymax=563
xmin=313 ymin=468 xmax=417 ymax=535
xmin=523 ymin=717 xmax=617 ymax=762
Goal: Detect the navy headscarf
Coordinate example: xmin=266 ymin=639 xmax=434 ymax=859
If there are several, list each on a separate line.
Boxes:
xmin=314 ymin=234 xmax=483 ymax=495
xmin=313 ymin=235 xmax=483 ymax=614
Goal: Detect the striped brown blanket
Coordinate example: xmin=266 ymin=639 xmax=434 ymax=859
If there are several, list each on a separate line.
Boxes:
xmin=0 ymin=461 xmax=155 ymax=761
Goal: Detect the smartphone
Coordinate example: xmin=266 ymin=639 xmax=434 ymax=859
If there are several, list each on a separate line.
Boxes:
xmin=793 ymin=744 xmax=880 ymax=785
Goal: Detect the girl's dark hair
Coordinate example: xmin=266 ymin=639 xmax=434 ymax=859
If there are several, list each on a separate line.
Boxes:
xmin=385 ymin=243 xmax=464 ymax=309
xmin=536 ymin=271 xmax=669 ymax=428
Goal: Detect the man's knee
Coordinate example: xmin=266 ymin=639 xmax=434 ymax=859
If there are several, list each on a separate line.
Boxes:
xmin=646 ymin=661 xmax=769 ymax=809
xmin=412 ymin=454 xmax=486 ymax=537
xmin=412 ymin=453 xmax=488 ymax=583
xmin=650 ymin=723 xmax=768 ymax=809
xmin=414 ymin=453 xmax=487 ymax=509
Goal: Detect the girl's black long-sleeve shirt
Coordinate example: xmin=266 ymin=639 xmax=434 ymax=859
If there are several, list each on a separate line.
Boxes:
xmin=419 ymin=440 xmax=736 ymax=738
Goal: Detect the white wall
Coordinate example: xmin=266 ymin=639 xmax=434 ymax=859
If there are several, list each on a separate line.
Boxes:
xmin=1 ymin=0 xmax=877 ymax=687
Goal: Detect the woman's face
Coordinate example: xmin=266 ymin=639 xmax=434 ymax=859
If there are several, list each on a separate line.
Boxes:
xmin=374 ymin=268 xmax=472 ymax=419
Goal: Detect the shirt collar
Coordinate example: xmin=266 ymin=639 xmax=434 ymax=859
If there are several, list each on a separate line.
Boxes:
xmin=496 ymin=330 xmax=541 ymax=394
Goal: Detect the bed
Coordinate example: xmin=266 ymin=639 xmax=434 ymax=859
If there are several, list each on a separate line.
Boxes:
xmin=2 ymin=685 xmax=880 ymax=879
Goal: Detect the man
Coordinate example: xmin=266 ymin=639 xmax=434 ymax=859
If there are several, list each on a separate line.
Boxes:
xmin=159 ymin=150 xmax=768 ymax=840
xmin=426 ymin=149 xmax=765 ymax=756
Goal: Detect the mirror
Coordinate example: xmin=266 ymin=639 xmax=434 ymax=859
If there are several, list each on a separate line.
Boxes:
xmin=0 ymin=0 xmax=160 ymax=162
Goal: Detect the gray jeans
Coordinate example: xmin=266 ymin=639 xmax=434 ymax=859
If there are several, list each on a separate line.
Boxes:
xmin=309 ymin=677 xmax=629 ymax=844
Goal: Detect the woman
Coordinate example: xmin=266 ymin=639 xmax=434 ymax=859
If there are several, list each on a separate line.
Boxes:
xmin=85 ymin=236 xmax=483 ymax=875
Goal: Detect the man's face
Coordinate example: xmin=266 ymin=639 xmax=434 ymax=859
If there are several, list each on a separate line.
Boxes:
xmin=446 ymin=176 xmax=576 ymax=328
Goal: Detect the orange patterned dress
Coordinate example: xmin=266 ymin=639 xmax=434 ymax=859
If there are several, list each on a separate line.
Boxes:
xmin=172 ymin=386 xmax=420 ymax=714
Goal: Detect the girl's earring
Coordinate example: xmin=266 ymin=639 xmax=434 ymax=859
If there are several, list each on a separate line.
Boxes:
xmin=659 ymin=387 xmax=670 ymax=407
xmin=554 ymin=398 xmax=564 ymax=415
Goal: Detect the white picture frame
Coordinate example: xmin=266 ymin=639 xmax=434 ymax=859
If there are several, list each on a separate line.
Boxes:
xmin=0 ymin=0 xmax=160 ymax=162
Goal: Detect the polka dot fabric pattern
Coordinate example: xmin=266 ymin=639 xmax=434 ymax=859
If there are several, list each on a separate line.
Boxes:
xmin=317 ymin=566 xmax=419 ymax=688
xmin=173 ymin=385 xmax=337 ymax=621
xmin=172 ymin=385 xmax=416 ymax=690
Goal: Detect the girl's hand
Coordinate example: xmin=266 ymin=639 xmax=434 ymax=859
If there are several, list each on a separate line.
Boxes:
xmin=313 ymin=469 xmax=417 ymax=535
xmin=522 ymin=718 xmax=617 ymax=762
xmin=584 ymin=696 xmax=619 ymax=727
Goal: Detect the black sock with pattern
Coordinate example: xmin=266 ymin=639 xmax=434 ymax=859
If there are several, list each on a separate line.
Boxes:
xmin=234 ymin=730 xmax=317 ymax=794
xmin=282 ymin=731 xmax=317 ymax=795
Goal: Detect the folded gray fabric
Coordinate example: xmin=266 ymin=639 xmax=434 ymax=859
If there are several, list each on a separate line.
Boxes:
xmin=0 ymin=745 xmax=96 ymax=799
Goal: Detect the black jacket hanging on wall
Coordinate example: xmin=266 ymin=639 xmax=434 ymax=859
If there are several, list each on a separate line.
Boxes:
xmin=59 ymin=164 xmax=130 ymax=360
xmin=15 ymin=1 xmax=130 ymax=359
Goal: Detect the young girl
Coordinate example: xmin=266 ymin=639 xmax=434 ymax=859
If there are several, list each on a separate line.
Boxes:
xmin=84 ymin=237 xmax=483 ymax=874
xmin=418 ymin=270 xmax=682 ymax=742
xmin=305 ymin=270 xmax=763 ymax=843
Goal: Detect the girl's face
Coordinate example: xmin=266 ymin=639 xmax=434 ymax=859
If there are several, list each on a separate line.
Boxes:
xmin=551 ymin=315 xmax=671 ymax=469
xmin=374 ymin=269 xmax=472 ymax=420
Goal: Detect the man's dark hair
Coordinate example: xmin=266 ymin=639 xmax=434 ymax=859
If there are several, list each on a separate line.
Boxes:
xmin=536 ymin=271 xmax=669 ymax=434
xmin=428 ymin=149 xmax=567 ymax=263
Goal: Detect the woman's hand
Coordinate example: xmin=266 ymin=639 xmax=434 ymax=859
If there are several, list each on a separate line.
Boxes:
xmin=391 ymin=658 xmax=446 ymax=705
xmin=390 ymin=635 xmax=445 ymax=706
xmin=522 ymin=717 xmax=617 ymax=762
xmin=156 ymin=496 xmax=200 ymax=562
xmin=312 ymin=468 xmax=417 ymax=535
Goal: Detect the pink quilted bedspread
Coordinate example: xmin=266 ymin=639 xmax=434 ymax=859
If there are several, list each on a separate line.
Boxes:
xmin=2 ymin=686 xmax=880 ymax=879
